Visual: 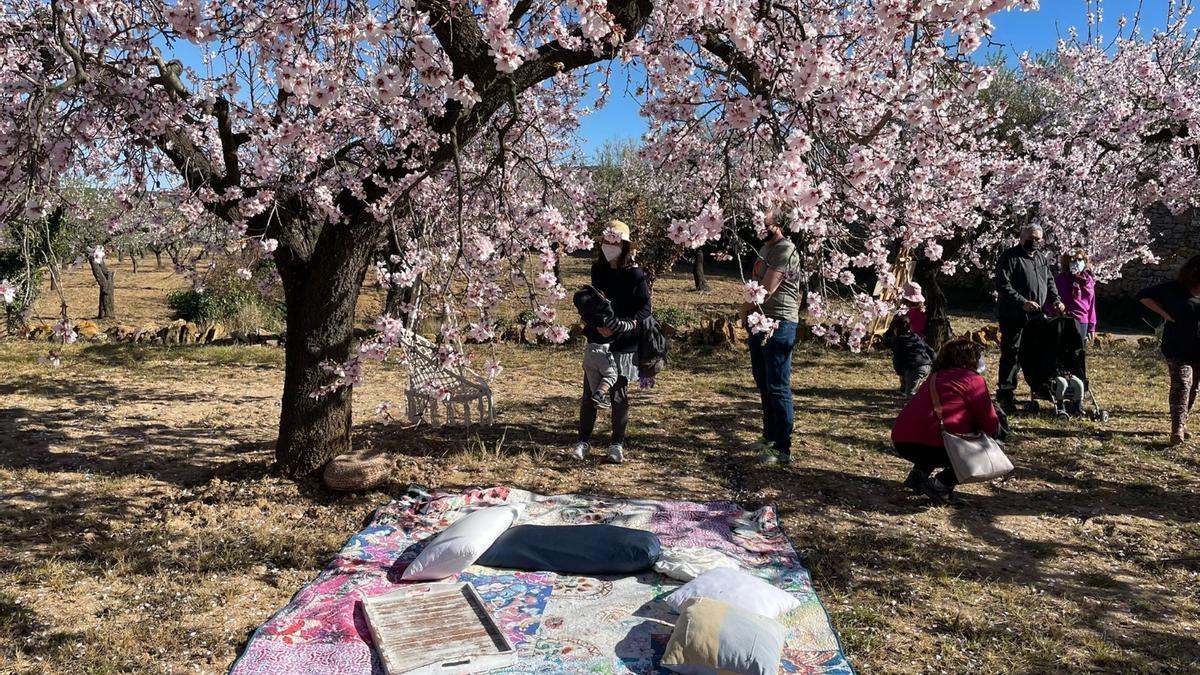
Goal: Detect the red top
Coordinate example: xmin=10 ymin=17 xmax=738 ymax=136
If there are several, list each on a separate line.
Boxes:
xmin=907 ymin=306 xmax=928 ymax=339
xmin=891 ymin=368 xmax=1000 ymax=448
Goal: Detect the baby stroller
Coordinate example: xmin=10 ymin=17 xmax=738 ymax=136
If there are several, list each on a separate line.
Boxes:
xmin=1019 ymin=314 xmax=1109 ymax=422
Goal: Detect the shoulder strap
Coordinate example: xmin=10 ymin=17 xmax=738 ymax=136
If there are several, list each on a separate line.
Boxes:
xmin=929 ymin=372 xmax=945 ymax=426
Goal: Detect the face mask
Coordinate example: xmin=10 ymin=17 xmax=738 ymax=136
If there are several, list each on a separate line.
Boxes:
xmin=976 ymin=358 xmax=987 ymax=375
xmin=1071 ymin=260 xmax=1086 ymax=274
xmin=601 ymin=244 xmax=623 ymax=262
xmin=1022 ymin=239 xmax=1042 ymax=253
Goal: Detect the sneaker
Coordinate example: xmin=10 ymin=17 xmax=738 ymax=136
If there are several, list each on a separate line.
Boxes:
xmin=758 ymin=449 xmax=791 ymax=466
xmin=921 ymin=476 xmax=966 ymax=509
xmin=903 ymin=468 xmax=929 ymax=496
xmin=567 ymin=441 xmax=589 ymax=461
xmin=592 ymin=390 xmax=612 ymax=410
xmin=606 ymin=444 xmax=624 ymax=464
xmin=748 ymin=437 xmax=771 ymax=451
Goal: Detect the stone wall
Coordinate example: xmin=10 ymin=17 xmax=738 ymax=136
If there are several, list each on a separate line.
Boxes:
xmin=1097 ymin=204 xmax=1200 ymax=299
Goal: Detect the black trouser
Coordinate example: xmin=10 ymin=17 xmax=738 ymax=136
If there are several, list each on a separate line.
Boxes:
xmin=894 ymin=442 xmax=959 ymax=488
xmin=997 ymin=313 xmax=1029 ymax=399
xmin=579 ymin=375 xmax=629 ymax=445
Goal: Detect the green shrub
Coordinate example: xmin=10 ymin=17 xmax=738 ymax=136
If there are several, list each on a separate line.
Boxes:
xmin=656 ymin=305 xmax=699 ymax=327
xmin=167 ymin=260 xmax=284 ymax=333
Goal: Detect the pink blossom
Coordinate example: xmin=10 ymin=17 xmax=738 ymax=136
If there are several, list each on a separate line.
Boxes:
xmin=746 ymin=312 xmax=779 ymax=339
xmin=54 ymin=320 xmax=77 ymax=345
xmin=545 ymin=325 xmax=570 ymax=344
xmin=744 ymin=280 xmax=768 ymax=304
xmin=0 ymin=279 xmax=15 ymax=304
xmin=485 ymin=358 xmax=504 ymax=379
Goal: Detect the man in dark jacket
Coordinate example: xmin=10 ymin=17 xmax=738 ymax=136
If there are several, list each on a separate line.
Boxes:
xmin=995 ymin=225 xmax=1066 ymax=408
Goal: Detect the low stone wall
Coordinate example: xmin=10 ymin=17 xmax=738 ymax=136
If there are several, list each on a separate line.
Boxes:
xmin=1099 ymin=204 xmax=1200 ymax=298
xmin=19 ymin=319 xmax=284 ymax=346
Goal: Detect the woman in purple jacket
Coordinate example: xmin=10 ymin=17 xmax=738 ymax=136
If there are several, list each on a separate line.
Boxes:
xmin=1052 ymin=249 xmax=1097 ymax=345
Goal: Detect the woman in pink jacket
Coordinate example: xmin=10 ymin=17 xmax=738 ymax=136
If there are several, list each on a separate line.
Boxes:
xmin=892 ymin=340 xmax=1001 ymax=509
xmin=1051 ymin=249 xmax=1098 ymax=345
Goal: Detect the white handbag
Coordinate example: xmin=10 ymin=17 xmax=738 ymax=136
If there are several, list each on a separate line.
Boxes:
xmin=929 ymin=373 xmax=1014 ymax=483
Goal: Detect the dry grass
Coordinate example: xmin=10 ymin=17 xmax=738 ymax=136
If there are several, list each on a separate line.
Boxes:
xmin=2 ymin=257 xmax=1199 ymax=674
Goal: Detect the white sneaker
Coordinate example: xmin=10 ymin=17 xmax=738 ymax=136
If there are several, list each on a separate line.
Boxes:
xmin=567 ymin=441 xmax=589 ymax=460
xmin=606 ymin=444 xmax=624 ymax=464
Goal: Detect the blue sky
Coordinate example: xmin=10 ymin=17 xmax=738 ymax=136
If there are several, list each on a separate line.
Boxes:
xmin=577 ymin=0 xmax=1172 ymax=157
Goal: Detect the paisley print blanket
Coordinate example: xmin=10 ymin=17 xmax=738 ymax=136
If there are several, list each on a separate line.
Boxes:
xmin=230 ymin=486 xmax=853 ymax=674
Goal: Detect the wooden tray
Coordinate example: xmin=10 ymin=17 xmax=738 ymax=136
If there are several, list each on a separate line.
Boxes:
xmin=362 ymin=582 xmax=517 ymax=675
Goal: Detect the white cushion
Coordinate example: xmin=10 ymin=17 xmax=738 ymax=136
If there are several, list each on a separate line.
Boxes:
xmin=654 ymin=547 xmax=741 ymax=582
xmin=665 ymin=567 xmax=800 ymax=619
xmin=401 ymin=504 xmax=522 ymax=581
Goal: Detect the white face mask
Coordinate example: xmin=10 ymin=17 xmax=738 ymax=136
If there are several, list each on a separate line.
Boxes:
xmin=976 ymin=358 xmax=987 ymax=375
xmin=1071 ymin=260 xmax=1086 ymax=274
xmin=601 ymin=244 xmax=623 ymax=262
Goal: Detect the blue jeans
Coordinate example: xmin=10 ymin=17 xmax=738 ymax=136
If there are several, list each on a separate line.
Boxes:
xmin=748 ymin=320 xmax=798 ymax=457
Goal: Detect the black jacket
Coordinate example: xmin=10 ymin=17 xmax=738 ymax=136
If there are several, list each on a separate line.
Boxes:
xmin=1137 ymin=281 xmax=1200 ymax=361
xmin=573 ymin=286 xmax=635 ymax=336
xmin=586 ymin=260 xmax=652 ymax=353
xmin=996 ymin=245 xmax=1061 ymax=318
xmin=892 ymin=333 xmax=935 ymax=374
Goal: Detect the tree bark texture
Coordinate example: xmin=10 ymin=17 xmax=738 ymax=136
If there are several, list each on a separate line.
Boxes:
xmin=89 ymin=259 xmax=116 ymax=319
xmin=692 ymin=251 xmax=708 ymax=291
xmin=273 ymin=217 xmax=383 ymax=477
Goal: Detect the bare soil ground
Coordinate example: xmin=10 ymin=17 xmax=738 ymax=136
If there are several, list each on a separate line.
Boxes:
xmin=2 ymin=257 xmax=1198 ymax=674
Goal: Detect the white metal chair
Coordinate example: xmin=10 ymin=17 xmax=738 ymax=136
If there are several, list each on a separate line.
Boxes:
xmin=397 ymin=328 xmax=494 ymax=426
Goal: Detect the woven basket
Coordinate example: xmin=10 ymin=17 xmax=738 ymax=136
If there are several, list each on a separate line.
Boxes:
xmin=323 ymin=450 xmax=394 ymax=491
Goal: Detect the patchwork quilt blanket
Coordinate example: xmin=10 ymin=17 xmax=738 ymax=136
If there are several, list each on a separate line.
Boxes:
xmin=230 ymin=486 xmax=853 ymax=674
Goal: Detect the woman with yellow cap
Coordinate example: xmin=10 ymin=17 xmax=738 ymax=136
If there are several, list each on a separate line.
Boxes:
xmin=568 ymin=219 xmax=652 ymax=464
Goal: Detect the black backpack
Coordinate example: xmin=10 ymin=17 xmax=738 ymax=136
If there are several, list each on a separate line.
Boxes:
xmin=638 ymin=315 xmax=668 ymax=378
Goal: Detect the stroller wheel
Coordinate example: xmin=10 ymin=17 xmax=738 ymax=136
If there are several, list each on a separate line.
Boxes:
xmin=1098 ymin=410 xmax=1110 ymax=423
xmin=1055 ymin=411 xmax=1070 ymax=422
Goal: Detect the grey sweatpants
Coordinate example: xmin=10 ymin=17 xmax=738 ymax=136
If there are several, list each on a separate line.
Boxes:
xmin=583 ymin=343 xmax=619 ymax=392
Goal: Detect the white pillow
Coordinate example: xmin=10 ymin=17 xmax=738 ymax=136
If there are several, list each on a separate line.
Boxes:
xmin=665 ymin=567 xmax=800 ymax=619
xmin=654 ymin=547 xmax=741 ymax=582
xmin=401 ymin=504 xmax=522 ymax=581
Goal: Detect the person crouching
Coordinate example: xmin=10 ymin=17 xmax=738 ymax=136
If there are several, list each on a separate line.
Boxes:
xmin=891 ymin=339 xmax=1001 ymax=508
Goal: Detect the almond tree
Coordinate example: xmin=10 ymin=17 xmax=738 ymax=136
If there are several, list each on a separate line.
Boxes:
xmin=981 ymin=4 xmax=1200 ymax=281
xmin=0 ymin=0 xmax=1037 ymax=476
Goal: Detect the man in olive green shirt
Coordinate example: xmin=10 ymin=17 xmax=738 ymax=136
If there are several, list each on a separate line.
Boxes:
xmin=738 ymin=211 xmax=803 ymax=465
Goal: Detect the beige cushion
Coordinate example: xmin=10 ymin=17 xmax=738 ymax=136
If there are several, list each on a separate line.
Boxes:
xmin=323 ymin=450 xmax=393 ymax=491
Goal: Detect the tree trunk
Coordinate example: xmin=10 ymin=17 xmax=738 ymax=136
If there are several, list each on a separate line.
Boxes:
xmin=692 ymin=251 xmax=708 ymax=291
xmin=274 ymin=219 xmax=383 ymax=477
xmin=89 ymin=259 xmax=116 ymax=319
xmin=154 ymin=250 xmax=163 ymax=269
xmin=130 ymin=250 xmax=139 ymax=274
xmin=914 ymin=258 xmax=952 ymax=350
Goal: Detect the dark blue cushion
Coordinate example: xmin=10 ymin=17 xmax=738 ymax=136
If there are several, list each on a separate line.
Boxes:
xmin=477 ymin=524 xmax=661 ymax=574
